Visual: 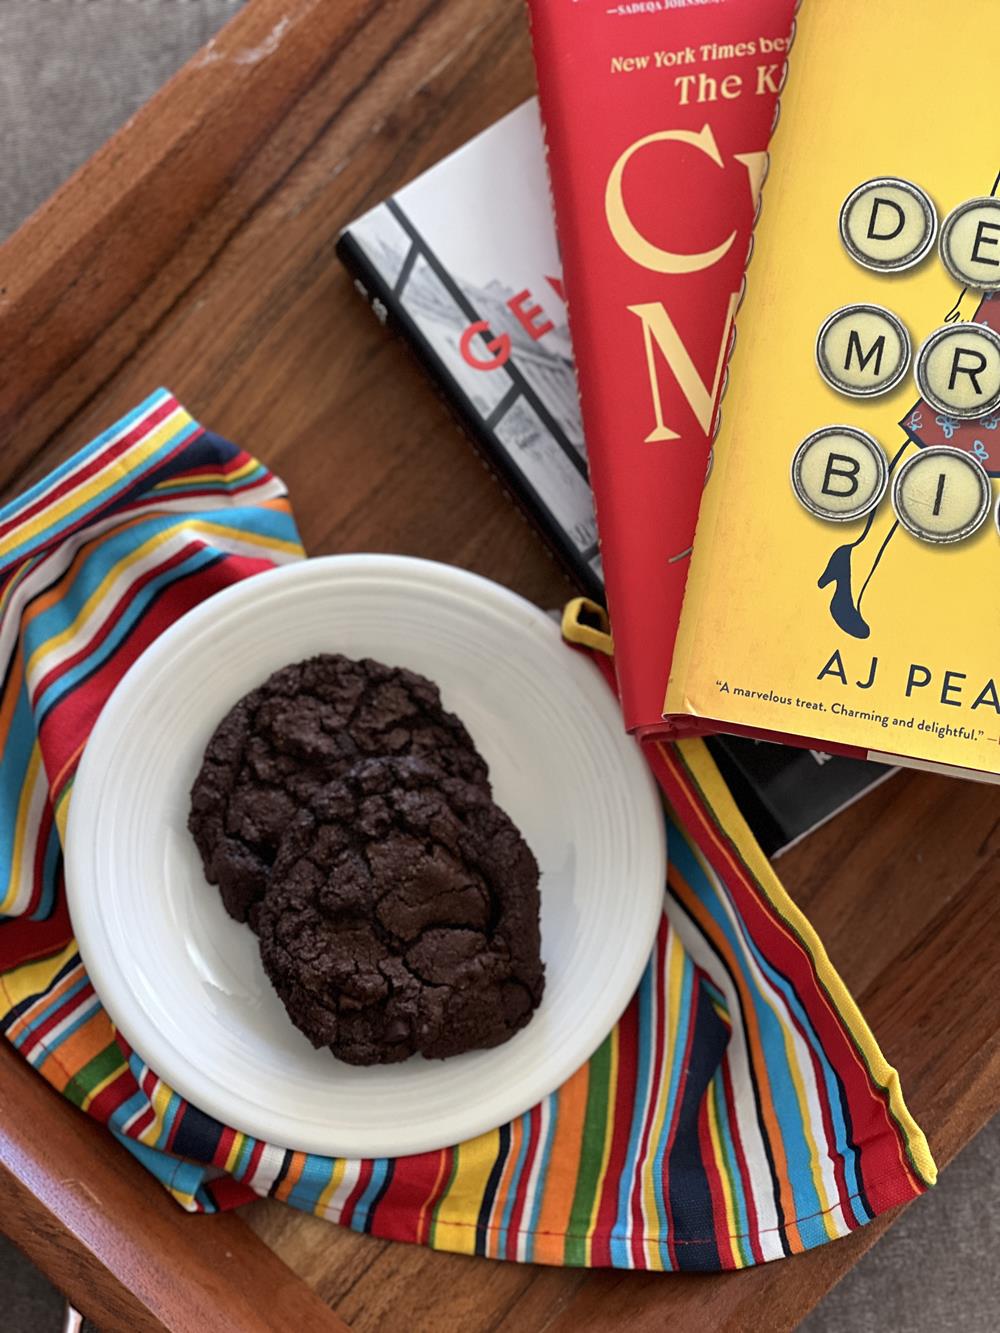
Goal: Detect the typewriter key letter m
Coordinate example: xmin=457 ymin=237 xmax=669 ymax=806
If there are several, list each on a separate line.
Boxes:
xmin=604 ymin=124 xmax=764 ymax=442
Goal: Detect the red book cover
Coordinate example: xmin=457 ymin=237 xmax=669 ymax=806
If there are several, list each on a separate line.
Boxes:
xmin=528 ymin=0 xmax=798 ymax=736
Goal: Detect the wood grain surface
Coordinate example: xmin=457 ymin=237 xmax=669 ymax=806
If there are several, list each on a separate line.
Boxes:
xmin=0 ymin=0 xmax=996 ymax=1329
xmin=0 ymin=1040 xmax=346 ymax=1333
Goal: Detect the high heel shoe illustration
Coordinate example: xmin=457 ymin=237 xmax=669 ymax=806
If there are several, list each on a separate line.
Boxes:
xmin=818 ymin=542 xmax=870 ymax=639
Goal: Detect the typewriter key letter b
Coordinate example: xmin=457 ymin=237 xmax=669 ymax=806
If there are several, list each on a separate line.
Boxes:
xmin=791 ymin=427 xmax=888 ymax=522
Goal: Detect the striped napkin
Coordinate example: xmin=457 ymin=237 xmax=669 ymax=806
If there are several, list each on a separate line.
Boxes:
xmin=0 ymin=390 xmax=934 ymax=1270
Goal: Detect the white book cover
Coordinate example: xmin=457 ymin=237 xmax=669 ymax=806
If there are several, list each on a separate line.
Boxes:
xmin=345 ymin=102 xmax=602 ymax=582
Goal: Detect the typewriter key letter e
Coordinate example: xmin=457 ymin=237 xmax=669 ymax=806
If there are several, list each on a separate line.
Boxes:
xmin=940 ymin=197 xmax=1000 ymax=293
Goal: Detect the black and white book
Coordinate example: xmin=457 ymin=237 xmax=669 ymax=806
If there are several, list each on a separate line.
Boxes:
xmin=337 ymin=101 xmax=893 ymax=856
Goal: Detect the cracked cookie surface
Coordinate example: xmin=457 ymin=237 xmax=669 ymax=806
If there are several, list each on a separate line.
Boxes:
xmin=188 ymin=655 xmax=490 ymax=926
xmin=255 ymin=756 xmax=544 ymax=1065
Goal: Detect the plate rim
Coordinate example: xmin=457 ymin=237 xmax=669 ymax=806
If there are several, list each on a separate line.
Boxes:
xmin=66 ymin=554 xmax=666 ymax=1156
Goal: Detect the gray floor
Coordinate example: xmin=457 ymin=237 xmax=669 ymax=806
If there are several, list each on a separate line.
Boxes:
xmin=0 ymin=3 xmax=997 ymax=1329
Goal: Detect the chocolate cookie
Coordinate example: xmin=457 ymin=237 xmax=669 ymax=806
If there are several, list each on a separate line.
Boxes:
xmin=188 ymin=655 xmax=490 ymax=926
xmin=255 ymin=756 xmax=544 ymax=1065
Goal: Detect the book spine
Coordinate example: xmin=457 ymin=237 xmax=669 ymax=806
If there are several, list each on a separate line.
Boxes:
xmin=337 ymin=231 xmax=603 ymax=604
xmin=524 ymin=0 xmax=615 ymax=636
xmin=527 ymin=0 xmax=627 ymax=702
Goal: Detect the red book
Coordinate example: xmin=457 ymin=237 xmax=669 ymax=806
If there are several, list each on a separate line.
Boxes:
xmin=528 ymin=0 xmax=798 ymax=736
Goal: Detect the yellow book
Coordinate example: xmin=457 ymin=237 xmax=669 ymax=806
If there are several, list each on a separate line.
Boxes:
xmin=666 ymin=0 xmax=1000 ymax=782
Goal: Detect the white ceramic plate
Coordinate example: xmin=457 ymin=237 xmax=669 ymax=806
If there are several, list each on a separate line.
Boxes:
xmin=66 ymin=556 xmax=665 ymax=1158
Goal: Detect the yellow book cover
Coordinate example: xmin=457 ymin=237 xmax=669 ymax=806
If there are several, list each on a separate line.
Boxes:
xmin=666 ymin=0 xmax=1000 ymax=781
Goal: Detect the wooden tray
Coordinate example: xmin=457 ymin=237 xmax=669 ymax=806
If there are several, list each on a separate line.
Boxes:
xmin=1 ymin=2 xmax=997 ymax=1329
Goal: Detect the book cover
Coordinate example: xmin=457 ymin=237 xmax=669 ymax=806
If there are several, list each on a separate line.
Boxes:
xmin=337 ymin=103 xmax=602 ymax=603
xmin=666 ymin=0 xmax=1000 ymax=782
xmin=337 ymin=99 xmax=892 ymax=853
xmin=527 ymin=0 xmax=799 ymax=737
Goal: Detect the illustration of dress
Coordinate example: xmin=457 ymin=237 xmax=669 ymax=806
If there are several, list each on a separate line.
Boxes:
xmin=820 ymin=291 xmax=1000 ymax=639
